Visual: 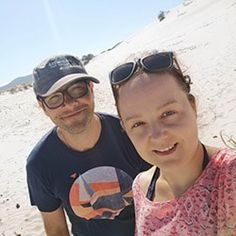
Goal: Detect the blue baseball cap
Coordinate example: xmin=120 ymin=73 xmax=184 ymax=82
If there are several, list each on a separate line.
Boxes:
xmin=33 ymin=54 xmax=99 ymax=96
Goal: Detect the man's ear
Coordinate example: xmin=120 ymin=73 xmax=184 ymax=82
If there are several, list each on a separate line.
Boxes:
xmin=38 ymin=100 xmax=43 ymax=108
xmin=89 ymin=81 xmax=94 ymax=95
xmin=89 ymin=81 xmax=94 ymax=89
xmin=37 ymin=100 xmax=48 ymax=114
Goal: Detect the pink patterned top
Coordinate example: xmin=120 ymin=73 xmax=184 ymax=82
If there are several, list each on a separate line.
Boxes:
xmin=133 ymin=149 xmax=236 ymax=236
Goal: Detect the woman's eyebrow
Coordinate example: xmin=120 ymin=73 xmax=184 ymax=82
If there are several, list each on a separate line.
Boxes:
xmin=124 ymin=100 xmax=178 ymax=123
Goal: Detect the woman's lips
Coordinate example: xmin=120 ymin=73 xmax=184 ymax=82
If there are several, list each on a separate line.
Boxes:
xmin=153 ymin=143 xmax=178 ymax=156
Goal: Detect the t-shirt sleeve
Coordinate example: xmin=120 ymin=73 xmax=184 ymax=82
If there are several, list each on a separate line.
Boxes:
xmin=224 ymin=152 xmax=236 ymax=232
xmin=26 ymin=162 xmax=61 ymax=212
xmin=218 ymin=150 xmax=236 ymax=234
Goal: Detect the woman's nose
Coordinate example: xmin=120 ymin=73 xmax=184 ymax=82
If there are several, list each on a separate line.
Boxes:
xmin=149 ymin=123 xmax=168 ymax=140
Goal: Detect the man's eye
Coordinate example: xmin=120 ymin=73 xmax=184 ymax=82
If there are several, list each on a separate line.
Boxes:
xmin=46 ymin=94 xmax=61 ymax=103
xmin=70 ymin=87 xmax=84 ymax=94
xmin=68 ymin=84 xmax=87 ymax=97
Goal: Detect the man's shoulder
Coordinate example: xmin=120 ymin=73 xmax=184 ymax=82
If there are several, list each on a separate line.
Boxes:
xmin=97 ymin=112 xmax=121 ymax=128
xmin=26 ymin=128 xmax=56 ymax=165
xmin=97 ymin=112 xmax=129 ymax=140
xmin=97 ymin=112 xmax=120 ymax=122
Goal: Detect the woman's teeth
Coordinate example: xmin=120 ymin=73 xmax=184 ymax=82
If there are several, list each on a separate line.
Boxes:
xmin=157 ymin=144 xmax=175 ymax=152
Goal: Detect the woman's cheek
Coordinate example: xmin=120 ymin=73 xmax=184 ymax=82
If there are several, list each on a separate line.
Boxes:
xmin=129 ymin=130 xmax=148 ymax=150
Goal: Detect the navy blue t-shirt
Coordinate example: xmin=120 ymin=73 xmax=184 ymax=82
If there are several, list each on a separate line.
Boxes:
xmin=26 ymin=113 xmax=151 ymax=236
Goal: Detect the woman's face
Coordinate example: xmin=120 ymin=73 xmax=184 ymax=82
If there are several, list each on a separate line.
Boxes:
xmin=117 ymin=72 xmax=199 ymax=170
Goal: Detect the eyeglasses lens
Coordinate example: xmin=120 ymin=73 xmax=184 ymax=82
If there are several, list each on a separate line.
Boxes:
xmin=43 ymin=81 xmax=88 ymax=109
xmin=44 ymin=93 xmax=63 ymax=109
xmin=67 ymin=82 xmax=88 ymax=98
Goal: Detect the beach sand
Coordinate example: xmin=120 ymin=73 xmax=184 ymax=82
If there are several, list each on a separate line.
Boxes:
xmin=0 ymin=0 xmax=236 ymax=234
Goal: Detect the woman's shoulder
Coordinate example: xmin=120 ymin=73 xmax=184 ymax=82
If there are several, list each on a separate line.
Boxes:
xmin=212 ymin=147 xmax=236 ymax=162
xmin=207 ymin=147 xmax=236 ymax=176
xmin=133 ymin=166 xmax=157 ymax=194
xmin=207 ymin=145 xmax=236 ymax=161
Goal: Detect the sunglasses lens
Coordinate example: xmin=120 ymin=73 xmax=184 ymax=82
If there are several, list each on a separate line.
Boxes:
xmin=109 ymin=52 xmax=174 ymax=86
xmin=110 ymin=62 xmax=135 ymax=84
xmin=142 ymin=52 xmax=172 ymax=71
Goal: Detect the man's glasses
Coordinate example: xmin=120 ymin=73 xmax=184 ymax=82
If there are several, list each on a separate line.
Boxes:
xmin=37 ymin=80 xmax=89 ymax=109
xmin=109 ymin=52 xmax=184 ymax=86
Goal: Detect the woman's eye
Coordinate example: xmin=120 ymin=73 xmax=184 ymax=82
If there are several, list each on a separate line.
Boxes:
xmin=131 ymin=121 xmax=144 ymax=129
xmin=161 ymin=111 xmax=176 ymax=118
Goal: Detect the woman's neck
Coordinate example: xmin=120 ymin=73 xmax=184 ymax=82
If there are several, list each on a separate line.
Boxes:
xmin=155 ymin=143 xmax=205 ymax=201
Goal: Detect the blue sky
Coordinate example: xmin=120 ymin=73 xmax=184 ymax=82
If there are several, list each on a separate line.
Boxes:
xmin=0 ymin=0 xmax=182 ymax=86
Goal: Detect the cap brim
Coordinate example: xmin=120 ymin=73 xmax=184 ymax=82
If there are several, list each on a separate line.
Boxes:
xmin=39 ymin=73 xmax=100 ymax=96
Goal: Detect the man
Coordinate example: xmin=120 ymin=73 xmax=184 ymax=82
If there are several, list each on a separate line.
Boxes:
xmin=26 ymin=54 xmax=151 ymax=236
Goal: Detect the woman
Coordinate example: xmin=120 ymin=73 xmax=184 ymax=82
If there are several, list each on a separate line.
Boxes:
xmin=109 ymin=51 xmax=236 ymax=235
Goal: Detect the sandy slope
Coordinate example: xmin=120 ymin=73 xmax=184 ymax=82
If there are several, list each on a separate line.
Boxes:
xmin=0 ymin=0 xmax=236 ymax=235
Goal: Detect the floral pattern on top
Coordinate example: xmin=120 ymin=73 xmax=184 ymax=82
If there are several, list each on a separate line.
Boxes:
xmin=133 ymin=149 xmax=236 ymax=236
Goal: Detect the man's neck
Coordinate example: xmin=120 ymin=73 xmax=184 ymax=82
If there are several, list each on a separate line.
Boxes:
xmin=57 ymin=114 xmax=102 ymax=152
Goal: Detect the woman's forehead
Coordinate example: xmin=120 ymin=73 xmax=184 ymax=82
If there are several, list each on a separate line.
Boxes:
xmin=118 ymin=73 xmax=189 ymax=109
xmin=115 ymin=49 xmax=160 ymax=66
xmin=119 ymin=72 xmax=174 ymax=92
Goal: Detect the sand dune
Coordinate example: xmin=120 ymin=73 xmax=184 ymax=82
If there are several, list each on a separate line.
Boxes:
xmin=0 ymin=0 xmax=236 ymax=234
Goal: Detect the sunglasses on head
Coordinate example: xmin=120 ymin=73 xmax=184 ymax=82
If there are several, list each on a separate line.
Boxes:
xmin=109 ymin=52 xmax=184 ymax=86
xmin=37 ymin=80 xmax=89 ymax=109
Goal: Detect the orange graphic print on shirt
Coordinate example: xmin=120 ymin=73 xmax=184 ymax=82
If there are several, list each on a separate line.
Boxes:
xmin=69 ymin=166 xmax=133 ymax=220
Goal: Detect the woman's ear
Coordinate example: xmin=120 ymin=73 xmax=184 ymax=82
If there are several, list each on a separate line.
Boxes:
xmin=120 ymin=120 xmax=126 ymax=132
xmin=188 ymin=94 xmax=197 ymax=114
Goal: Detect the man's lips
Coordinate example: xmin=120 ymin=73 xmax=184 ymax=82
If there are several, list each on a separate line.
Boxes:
xmin=152 ymin=143 xmax=178 ymax=155
xmin=60 ymin=107 xmax=87 ymax=119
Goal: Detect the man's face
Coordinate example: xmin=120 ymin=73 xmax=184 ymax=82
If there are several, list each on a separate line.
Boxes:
xmin=39 ymin=81 xmax=95 ymax=134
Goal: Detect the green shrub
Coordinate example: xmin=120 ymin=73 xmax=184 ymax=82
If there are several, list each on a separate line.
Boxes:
xmin=158 ymin=11 xmax=165 ymax=21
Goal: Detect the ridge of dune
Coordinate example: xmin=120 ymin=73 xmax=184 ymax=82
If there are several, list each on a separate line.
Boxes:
xmin=0 ymin=0 xmax=235 ymax=234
